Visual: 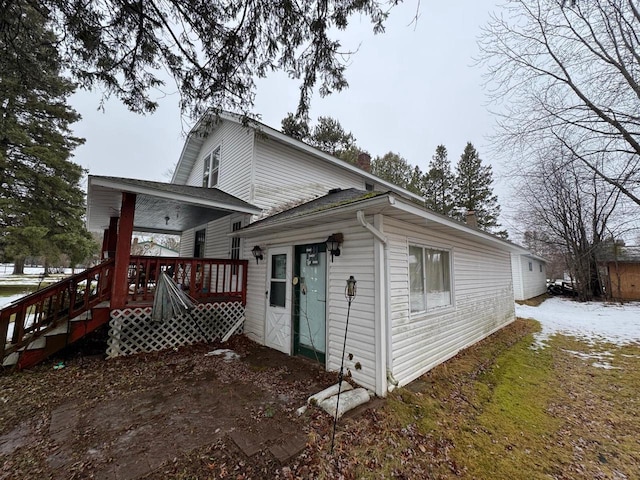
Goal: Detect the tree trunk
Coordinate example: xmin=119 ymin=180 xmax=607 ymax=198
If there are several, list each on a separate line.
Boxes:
xmin=12 ymin=257 xmax=25 ymax=275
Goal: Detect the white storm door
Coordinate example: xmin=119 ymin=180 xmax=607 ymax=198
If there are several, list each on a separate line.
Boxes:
xmin=265 ymin=247 xmax=292 ymax=354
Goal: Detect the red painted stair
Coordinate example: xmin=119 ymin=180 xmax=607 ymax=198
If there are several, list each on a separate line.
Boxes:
xmin=1 ymin=260 xmax=114 ymax=369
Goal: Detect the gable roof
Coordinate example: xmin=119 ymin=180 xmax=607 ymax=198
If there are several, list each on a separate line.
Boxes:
xmin=170 ymin=110 xmax=425 ymax=204
xmin=232 ymin=187 xmax=530 ymax=255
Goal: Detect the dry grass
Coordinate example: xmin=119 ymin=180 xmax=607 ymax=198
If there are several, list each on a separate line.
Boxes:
xmin=297 ymin=319 xmax=640 ymax=479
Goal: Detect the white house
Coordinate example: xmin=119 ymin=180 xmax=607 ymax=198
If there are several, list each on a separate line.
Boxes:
xmin=157 ymin=111 xmax=532 ymax=396
xmin=510 ymin=253 xmax=547 ymax=301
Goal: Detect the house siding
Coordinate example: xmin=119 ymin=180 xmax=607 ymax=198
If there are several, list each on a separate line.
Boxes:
xmin=185 ymin=121 xmax=254 ymax=203
xmin=242 ymin=220 xmax=378 ymax=392
xmin=513 ymin=255 xmax=547 ymax=300
xmin=179 ymin=229 xmax=195 ymax=257
xmin=252 ymin=137 xmax=370 ymax=213
xmin=384 ymin=216 xmax=515 ymax=387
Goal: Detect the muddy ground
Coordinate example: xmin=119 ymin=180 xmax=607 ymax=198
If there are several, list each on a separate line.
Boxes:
xmin=0 ymin=332 xmax=343 ymax=479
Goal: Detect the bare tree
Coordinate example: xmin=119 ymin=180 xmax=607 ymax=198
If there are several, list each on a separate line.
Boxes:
xmin=515 ymin=144 xmax=627 ymax=300
xmin=480 ymin=0 xmax=640 ymax=206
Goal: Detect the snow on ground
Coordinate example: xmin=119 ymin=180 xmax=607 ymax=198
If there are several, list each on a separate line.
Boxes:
xmin=0 ymin=294 xmax=28 ymax=310
xmin=516 ymin=297 xmax=640 ymax=347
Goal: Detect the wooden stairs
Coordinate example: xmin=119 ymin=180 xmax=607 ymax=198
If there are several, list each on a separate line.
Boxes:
xmin=1 ymin=260 xmax=114 ymax=370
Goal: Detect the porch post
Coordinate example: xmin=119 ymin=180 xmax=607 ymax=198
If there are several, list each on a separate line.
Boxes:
xmin=107 ymin=216 xmax=119 ymax=259
xmin=111 ymin=193 xmax=136 ymax=309
xmin=101 ymin=229 xmax=109 ymax=260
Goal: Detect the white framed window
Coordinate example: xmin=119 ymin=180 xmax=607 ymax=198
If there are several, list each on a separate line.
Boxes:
xmin=528 ymin=261 xmax=533 ymax=271
xmin=202 ymin=146 xmax=221 ymax=188
xmin=539 ymin=264 xmax=543 ymax=273
xmin=409 ymin=245 xmax=452 ymax=314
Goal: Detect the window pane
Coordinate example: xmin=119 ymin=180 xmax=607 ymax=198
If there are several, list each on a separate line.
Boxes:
xmin=203 ymin=153 xmax=211 ymax=187
xmin=270 ymin=281 xmax=286 ymax=307
xmin=409 ymin=246 xmax=425 ymax=312
xmin=271 ymin=254 xmax=286 ymax=280
xmin=426 ymin=249 xmax=451 ymax=309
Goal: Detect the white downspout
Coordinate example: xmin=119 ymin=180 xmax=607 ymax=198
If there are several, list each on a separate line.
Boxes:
xmin=356 ymin=209 xmax=396 ymax=395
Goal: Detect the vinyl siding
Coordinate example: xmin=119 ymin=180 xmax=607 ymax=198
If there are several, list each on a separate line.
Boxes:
xmin=510 ymin=253 xmax=525 ymax=300
xmin=185 ymin=121 xmax=254 ymax=203
xmin=179 ymin=229 xmax=195 ymax=257
xmin=204 ymin=217 xmax=231 ymax=258
xmin=516 ymin=256 xmax=547 ymax=300
xmin=385 ymin=216 xmax=515 ymax=387
xmin=242 ymin=220 xmax=378 ymax=392
xmin=252 ymin=137 xmax=370 ymax=213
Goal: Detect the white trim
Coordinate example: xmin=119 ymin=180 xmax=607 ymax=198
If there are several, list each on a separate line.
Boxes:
xmin=89 ymin=176 xmax=261 ymax=215
xmin=408 ymin=242 xmax=455 ymax=316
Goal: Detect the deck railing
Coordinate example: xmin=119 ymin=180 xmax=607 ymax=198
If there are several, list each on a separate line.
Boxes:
xmin=1 ymin=259 xmax=114 ymax=360
xmin=127 ymin=256 xmax=248 ymax=305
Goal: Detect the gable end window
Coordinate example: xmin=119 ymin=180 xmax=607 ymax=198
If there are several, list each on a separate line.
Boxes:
xmin=409 ymin=245 xmax=452 ymax=314
xmin=202 ymin=146 xmax=221 ymax=188
xmin=528 ymin=261 xmax=533 ymax=271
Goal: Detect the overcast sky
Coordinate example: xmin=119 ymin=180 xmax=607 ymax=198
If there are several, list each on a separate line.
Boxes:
xmin=70 ymin=1 xmax=519 ymax=231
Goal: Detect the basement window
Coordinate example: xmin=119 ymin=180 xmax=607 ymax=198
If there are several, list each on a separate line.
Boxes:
xmin=409 ymin=245 xmax=452 ymax=314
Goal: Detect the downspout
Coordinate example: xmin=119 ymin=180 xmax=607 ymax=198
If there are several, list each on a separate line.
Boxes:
xmin=356 ymin=209 xmax=397 ymax=394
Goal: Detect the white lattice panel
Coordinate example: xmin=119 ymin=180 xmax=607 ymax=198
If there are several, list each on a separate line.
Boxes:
xmin=106 ymin=302 xmax=245 ymax=358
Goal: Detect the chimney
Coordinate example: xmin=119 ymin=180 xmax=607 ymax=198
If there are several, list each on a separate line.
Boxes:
xmin=357 ymin=152 xmax=371 ymax=172
xmin=465 ymin=211 xmax=478 ymax=228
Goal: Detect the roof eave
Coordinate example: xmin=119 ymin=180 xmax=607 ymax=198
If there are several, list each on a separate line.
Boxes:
xmin=89 ymin=176 xmax=262 ymax=215
xmin=231 ymin=194 xmax=394 ymax=237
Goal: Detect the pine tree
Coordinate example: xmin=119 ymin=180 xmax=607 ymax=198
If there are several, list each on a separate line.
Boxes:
xmin=453 ymin=142 xmax=506 ymax=237
xmin=370 ymin=152 xmax=414 ymax=190
xmin=424 ymin=145 xmax=455 ymax=216
xmin=0 ymin=3 xmax=96 ymax=274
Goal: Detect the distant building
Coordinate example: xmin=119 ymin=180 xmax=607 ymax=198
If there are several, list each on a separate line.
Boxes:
xmin=131 ymin=239 xmax=178 ymax=257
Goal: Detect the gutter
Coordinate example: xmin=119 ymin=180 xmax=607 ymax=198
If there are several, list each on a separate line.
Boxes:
xmin=356 ymin=209 xmax=396 ymax=395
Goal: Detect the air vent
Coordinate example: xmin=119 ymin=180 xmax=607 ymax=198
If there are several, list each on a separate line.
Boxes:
xmin=328 ymin=188 xmax=342 ymax=194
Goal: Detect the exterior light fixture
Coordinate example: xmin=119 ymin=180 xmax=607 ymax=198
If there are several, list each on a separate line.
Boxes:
xmin=251 ymin=245 xmax=264 ymax=264
xmin=345 ymin=275 xmax=357 ymax=300
xmin=326 ymin=233 xmax=343 ymax=262
xmin=164 ymin=216 xmax=170 ymax=225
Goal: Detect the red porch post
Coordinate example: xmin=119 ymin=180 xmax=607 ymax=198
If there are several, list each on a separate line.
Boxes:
xmin=107 ymin=216 xmax=119 ymax=259
xmin=111 ymin=193 xmax=136 ymax=309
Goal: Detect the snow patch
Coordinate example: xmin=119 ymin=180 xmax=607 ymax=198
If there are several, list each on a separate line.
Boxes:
xmin=205 ymin=349 xmax=240 ymax=361
xmin=516 ymin=297 xmax=640 ymax=347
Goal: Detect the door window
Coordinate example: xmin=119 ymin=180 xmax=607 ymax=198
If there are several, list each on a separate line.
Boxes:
xmin=270 ymin=254 xmax=287 ymax=307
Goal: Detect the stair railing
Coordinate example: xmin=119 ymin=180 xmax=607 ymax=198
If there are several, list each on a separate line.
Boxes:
xmin=1 ymin=259 xmax=115 ymax=360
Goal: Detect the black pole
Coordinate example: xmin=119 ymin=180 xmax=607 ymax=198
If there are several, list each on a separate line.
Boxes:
xmin=331 ymin=276 xmax=357 ymax=454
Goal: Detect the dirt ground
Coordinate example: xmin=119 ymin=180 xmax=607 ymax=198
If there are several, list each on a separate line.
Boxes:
xmin=0 ymin=332 xmax=341 ymax=479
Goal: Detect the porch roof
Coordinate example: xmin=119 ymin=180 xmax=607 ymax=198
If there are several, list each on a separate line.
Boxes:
xmin=87 ymin=175 xmax=262 ymax=234
xmin=232 ymin=188 xmax=530 ymax=255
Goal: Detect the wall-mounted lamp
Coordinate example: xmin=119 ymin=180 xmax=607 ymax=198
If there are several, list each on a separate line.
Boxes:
xmin=345 ymin=275 xmax=357 ymax=300
xmin=164 ymin=216 xmax=170 ymax=225
xmin=251 ymin=245 xmax=264 ymax=264
xmin=326 ymin=233 xmax=343 ymax=262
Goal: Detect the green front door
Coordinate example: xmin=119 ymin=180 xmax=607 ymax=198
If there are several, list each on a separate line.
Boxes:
xmin=294 ymin=244 xmax=327 ymax=364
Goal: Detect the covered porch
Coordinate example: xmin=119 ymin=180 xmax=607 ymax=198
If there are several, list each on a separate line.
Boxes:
xmin=86 ymin=175 xmax=264 ymax=359
xmin=87 ymin=175 xmax=262 ymax=309
xmin=0 ymin=177 xmax=263 ymax=370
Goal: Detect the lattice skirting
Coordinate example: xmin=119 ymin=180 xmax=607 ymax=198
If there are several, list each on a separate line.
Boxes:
xmin=106 ymin=302 xmax=245 ymax=358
